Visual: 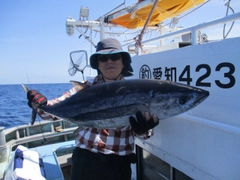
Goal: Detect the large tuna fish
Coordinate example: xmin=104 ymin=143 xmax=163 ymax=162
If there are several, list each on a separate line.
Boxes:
xmin=37 ymin=79 xmax=209 ymax=128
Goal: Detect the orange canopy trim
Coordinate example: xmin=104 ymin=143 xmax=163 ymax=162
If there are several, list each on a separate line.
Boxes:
xmin=110 ymin=0 xmax=205 ymax=29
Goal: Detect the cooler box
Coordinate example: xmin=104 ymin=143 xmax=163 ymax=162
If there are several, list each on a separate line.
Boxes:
xmin=4 ymin=145 xmax=46 ymax=180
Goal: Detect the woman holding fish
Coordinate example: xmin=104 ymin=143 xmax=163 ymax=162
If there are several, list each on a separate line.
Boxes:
xmin=27 ymin=38 xmax=159 ymax=180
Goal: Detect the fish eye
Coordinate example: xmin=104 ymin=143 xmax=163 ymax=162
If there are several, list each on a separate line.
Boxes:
xmin=179 ymin=95 xmax=190 ymax=105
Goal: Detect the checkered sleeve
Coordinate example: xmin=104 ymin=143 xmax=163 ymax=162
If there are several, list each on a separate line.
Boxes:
xmin=38 ymin=83 xmax=86 ymax=120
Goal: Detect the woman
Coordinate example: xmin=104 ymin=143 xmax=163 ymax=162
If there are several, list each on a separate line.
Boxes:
xmin=27 ymin=38 xmax=159 ymax=180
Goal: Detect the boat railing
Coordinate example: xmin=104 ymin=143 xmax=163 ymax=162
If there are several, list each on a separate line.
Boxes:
xmin=0 ymin=120 xmax=78 ymax=179
xmin=128 ymin=12 xmax=240 ymax=52
xmin=3 ymin=120 xmax=78 ymax=150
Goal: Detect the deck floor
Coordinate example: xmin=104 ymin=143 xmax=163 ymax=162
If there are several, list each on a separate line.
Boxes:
xmin=2 ymin=140 xmax=136 ymax=180
xmin=33 ymin=140 xmax=75 ymax=180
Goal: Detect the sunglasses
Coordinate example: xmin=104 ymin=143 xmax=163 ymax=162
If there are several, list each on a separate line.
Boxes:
xmin=98 ymin=54 xmax=121 ymax=62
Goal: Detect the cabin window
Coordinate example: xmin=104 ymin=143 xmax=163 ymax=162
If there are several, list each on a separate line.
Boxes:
xmin=136 ymin=145 xmax=193 ymax=180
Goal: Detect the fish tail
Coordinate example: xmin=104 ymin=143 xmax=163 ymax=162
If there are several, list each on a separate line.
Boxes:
xmin=31 ymin=109 xmax=37 ymax=125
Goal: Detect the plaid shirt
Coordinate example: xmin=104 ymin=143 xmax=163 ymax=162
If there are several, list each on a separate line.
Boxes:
xmin=41 ymin=74 xmax=153 ymax=156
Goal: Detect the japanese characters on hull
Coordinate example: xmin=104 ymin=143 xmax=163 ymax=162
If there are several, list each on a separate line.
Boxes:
xmin=139 ymin=62 xmax=235 ymax=89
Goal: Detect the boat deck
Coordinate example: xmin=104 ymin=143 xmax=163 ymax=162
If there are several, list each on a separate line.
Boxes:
xmin=1 ymin=140 xmax=75 ymax=180
xmin=32 ymin=140 xmax=75 ymax=180
xmin=2 ymin=140 xmax=136 ymax=180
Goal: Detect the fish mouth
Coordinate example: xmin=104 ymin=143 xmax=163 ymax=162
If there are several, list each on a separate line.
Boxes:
xmin=178 ymin=89 xmax=209 ymax=107
xmin=199 ymin=89 xmax=209 ymax=100
xmin=192 ymin=89 xmax=209 ymax=107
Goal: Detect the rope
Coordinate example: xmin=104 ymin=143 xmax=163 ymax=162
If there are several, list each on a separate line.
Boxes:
xmin=223 ymin=0 xmax=235 ymax=39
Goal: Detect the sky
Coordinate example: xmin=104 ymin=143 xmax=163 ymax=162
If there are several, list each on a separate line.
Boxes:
xmin=0 ymin=0 xmax=239 ymax=85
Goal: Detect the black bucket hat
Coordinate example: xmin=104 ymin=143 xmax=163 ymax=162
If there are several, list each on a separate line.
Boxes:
xmin=90 ymin=38 xmax=134 ymax=77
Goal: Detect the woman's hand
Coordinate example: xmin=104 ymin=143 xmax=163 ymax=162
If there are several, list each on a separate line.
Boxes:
xmin=129 ymin=111 xmax=159 ymax=135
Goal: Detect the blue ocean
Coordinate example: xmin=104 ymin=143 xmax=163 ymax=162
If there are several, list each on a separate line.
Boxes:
xmin=0 ymin=83 xmax=73 ymax=129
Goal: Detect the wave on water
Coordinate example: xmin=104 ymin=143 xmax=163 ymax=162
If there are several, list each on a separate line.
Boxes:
xmin=0 ymin=83 xmax=73 ymax=129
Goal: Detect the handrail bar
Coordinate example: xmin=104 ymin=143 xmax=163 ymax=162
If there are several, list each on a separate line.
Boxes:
xmin=128 ymin=12 xmax=240 ymax=49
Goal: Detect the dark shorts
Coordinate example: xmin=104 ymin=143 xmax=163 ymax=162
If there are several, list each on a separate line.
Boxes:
xmin=71 ymin=147 xmax=136 ymax=180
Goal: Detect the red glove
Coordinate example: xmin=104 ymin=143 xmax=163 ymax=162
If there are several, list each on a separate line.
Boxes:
xmin=27 ymin=90 xmax=47 ymax=109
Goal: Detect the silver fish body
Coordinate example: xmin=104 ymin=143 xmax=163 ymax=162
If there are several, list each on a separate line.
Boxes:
xmin=41 ymin=79 xmax=209 ymax=128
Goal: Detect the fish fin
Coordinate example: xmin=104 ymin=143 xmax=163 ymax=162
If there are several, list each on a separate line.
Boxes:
xmin=31 ymin=109 xmax=37 ymax=125
xmin=70 ymin=80 xmax=89 ymax=91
